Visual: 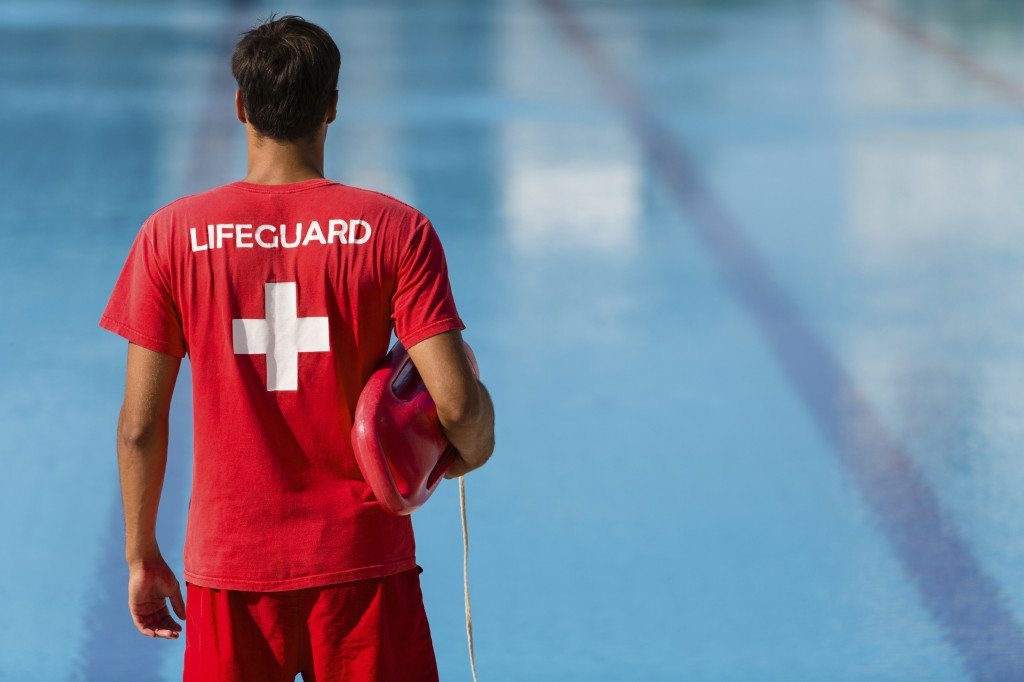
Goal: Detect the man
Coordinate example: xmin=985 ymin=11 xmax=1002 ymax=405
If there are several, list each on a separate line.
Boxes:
xmin=98 ymin=14 xmax=495 ymax=681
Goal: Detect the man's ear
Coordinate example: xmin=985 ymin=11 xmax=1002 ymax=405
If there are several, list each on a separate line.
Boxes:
xmin=235 ymin=89 xmax=247 ymax=124
xmin=326 ymin=89 xmax=339 ymax=124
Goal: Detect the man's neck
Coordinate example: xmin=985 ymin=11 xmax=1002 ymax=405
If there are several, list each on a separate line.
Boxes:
xmin=243 ymin=128 xmax=327 ymax=185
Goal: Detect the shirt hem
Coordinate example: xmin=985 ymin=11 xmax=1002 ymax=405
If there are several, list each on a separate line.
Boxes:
xmin=398 ymin=317 xmax=467 ymax=350
xmin=98 ymin=315 xmax=186 ymax=358
xmin=182 ymin=556 xmax=418 ymax=592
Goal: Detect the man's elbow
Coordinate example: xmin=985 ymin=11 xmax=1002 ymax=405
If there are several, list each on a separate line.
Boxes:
xmin=436 ymin=392 xmax=481 ymax=429
xmin=117 ymin=411 xmax=167 ymax=450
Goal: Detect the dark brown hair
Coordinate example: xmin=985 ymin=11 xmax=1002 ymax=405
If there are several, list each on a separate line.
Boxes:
xmin=231 ymin=14 xmax=340 ymax=142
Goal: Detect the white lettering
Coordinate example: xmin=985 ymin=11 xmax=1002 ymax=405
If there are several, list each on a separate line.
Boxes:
xmin=350 ymin=220 xmax=372 ymax=244
xmin=302 ymin=220 xmax=327 ymax=246
xmin=190 ymin=227 xmax=209 ymax=252
xmin=216 ymin=223 xmax=233 ymax=249
xmin=328 ymin=219 xmax=348 ymax=244
xmin=255 ymin=224 xmax=278 ymax=248
xmin=189 ymin=220 xmax=373 ymax=253
xmin=281 ymin=224 xmax=300 ymax=248
xmin=236 ymin=224 xmax=254 ymax=248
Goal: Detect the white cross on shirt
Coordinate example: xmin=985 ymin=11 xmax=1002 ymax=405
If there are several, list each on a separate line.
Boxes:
xmin=232 ymin=282 xmax=330 ymax=391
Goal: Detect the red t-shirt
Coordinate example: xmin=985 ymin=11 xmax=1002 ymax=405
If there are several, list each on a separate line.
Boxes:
xmin=99 ymin=178 xmax=466 ymax=591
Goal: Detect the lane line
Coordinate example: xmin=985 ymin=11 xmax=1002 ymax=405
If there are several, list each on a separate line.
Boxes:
xmin=537 ymin=0 xmax=1024 ymax=679
xmin=80 ymin=1 xmax=254 ymax=679
xmin=850 ymin=0 xmax=1024 ymax=110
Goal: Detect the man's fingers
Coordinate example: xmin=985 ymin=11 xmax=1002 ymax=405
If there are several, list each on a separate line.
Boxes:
xmin=133 ymin=614 xmax=159 ymax=638
xmin=138 ymin=617 xmax=181 ymax=639
xmin=140 ymin=624 xmax=179 ymax=639
xmin=153 ymin=626 xmax=180 ymax=639
xmin=147 ymin=609 xmax=181 ymax=628
xmin=131 ymin=612 xmax=154 ymax=637
xmin=170 ymin=584 xmax=187 ymax=621
xmin=132 ymin=602 xmax=182 ymax=639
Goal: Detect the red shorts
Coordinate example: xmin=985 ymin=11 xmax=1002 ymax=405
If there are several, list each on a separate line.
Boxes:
xmin=183 ymin=566 xmax=438 ymax=682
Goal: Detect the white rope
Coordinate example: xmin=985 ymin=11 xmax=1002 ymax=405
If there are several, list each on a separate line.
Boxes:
xmin=459 ymin=476 xmax=478 ymax=682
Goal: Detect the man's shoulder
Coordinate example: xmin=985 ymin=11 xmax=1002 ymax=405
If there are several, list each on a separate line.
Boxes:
xmin=141 ymin=186 xmax=220 ymax=229
xmin=337 ymin=183 xmax=427 ymax=223
xmin=140 ymin=182 xmax=266 ymax=236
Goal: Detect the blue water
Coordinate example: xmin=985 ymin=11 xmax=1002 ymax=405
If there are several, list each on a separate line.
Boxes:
xmin=3 ymin=0 xmax=1024 ymax=679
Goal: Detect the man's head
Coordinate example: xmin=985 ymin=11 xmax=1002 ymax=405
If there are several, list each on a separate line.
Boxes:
xmin=231 ymin=14 xmax=340 ymax=143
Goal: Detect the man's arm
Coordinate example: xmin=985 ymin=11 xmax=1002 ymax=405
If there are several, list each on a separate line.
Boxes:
xmin=117 ymin=341 xmax=186 ymax=639
xmin=406 ymin=330 xmax=495 ymax=478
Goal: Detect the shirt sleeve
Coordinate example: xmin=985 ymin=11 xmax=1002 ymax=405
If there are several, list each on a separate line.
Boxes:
xmin=98 ymin=218 xmax=187 ymax=358
xmin=390 ymin=217 xmax=466 ymax=349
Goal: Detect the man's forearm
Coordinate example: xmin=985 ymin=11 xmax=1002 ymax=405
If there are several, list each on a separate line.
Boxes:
xmin=440 ymin=380 xmax=495 ymax=469
xmin=117 ymin=409 xmax=170 ymax=566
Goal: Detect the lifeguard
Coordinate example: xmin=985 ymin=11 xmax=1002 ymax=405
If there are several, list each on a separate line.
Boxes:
xmin=97 ymin=13 xmax=495 ymax=682
xmin=189 ymin=218 xmax=372 ymax=251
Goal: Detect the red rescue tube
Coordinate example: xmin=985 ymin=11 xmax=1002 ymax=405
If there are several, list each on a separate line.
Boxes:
xmin=352 ymin=340 xmax=479 ymax=515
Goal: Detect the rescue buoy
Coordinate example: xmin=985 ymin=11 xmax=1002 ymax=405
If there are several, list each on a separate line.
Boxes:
xmin=352 ymin=339 xmax=479 ymax=515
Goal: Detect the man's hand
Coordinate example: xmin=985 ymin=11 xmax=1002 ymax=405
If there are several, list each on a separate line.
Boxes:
xmin=128 ymin=556 xmax=186 ymax=639
xmin=444 ymin=452 xmax=475 ymax=479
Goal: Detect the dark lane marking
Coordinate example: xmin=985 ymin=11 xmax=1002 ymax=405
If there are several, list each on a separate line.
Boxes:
xmin=79 ymin=1 xmax=255 ymax=679
xmin=850 ymin=0 xmax=1024 ymax=110
xmin=538 ymin=0 xmax=1024 ymax=679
